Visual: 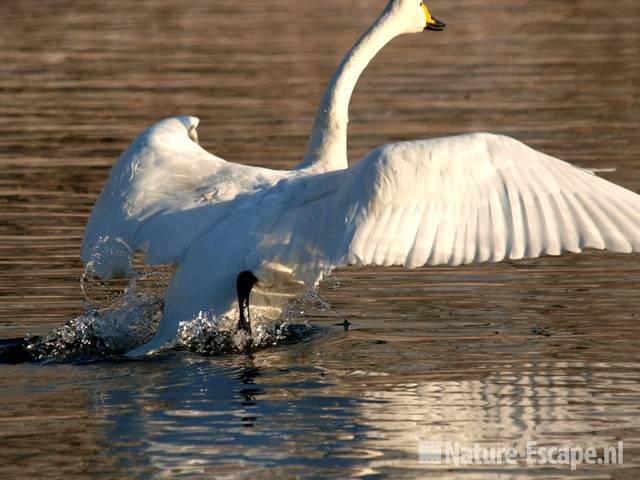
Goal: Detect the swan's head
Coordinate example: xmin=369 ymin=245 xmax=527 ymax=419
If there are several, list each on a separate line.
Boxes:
xmin=151 ymin=115 xmax=200 ymax=144
xmin=387 ymin=0 xmax=446 ymax=34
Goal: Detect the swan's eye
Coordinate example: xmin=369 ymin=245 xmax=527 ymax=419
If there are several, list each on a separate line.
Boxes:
xmin=188 ymin=126 xmax=199 ymax=144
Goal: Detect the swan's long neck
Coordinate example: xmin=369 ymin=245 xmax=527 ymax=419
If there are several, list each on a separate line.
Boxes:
xmin=297 ymin=8 xmax=403 ymax=171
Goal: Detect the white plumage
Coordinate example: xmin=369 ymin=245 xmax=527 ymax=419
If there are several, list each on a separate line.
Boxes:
xmin=82 ymin=0 xmax=640 ymax=355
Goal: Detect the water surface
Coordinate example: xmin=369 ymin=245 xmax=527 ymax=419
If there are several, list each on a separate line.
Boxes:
xmin=1 ymin=0 xmax=640 ymax=478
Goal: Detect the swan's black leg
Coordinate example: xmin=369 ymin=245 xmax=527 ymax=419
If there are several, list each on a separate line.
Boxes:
xmin=237 ymin=271 xmax=258 ymax=335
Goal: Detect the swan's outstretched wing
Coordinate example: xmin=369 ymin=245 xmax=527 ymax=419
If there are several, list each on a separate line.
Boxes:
xmin=265 ymin=133 xmax=640 ymax=285
xmin=82 ymin=116 xmax=285 ymax=278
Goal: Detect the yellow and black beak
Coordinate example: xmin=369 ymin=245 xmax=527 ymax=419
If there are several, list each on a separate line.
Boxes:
xmin=426 ymin=18 xmax=446 ymax=31
xmin=422 ymin=3 xmax=446 ymax=32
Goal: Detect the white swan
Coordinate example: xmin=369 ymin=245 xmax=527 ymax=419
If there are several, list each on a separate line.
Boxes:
xmin=82 ymin=0 xmax=640 ymax=356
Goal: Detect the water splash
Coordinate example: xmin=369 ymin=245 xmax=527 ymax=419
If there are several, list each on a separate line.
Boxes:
xmin=282 ymin=284 xmax=344 ymax=321
xmin=24 ymin=295 xmax=162 ymax=362
xmin=175 ymin=286 xmax=341 ymax=357
xmin=82 ymin=236 xmax=134 ymax=283
xmin=176 ymin=311 xmax=292 ymax=356
xmin=16 ymin=238 xmax=334 ymax=362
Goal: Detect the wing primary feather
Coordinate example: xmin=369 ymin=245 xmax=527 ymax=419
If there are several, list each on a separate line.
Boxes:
xmin=567 ymin=173 xmax=633 ymax=252
xmin=349 ymin=206 xmax=377 ymax=265
xmin=373 ymin=206 xmax=397 ymax=265
xmin=397 ymin=202 xmax=425 ymax=267
xmin=463 ymin=192 xmax=480 ymax=264
xmin=553 ymin=168 xmax=606 ymax=249
xmin=500 ymin=168 xmax=527 ymax=260
xmin=473 ymin=192 xmax=493 ymax=264
xmin=451 ymin=195 xmax=469 ymax=266
xmin=593 ymin=175 xmax=640 ymax=225
xmin=487 ymin=181 xmax=508 ymax=262
xmin=528 ymin=166 xmax=562 ymax=256
xmin=543 ymin=171 xmax=582 ymax=253
xmin=407 ymin=202 xmax=441 ymax=267
xmin=588 ymin=178 xmax=640 ymax=250
xmin=429 ymin=200 xmax=457 ymax=265
xmin=378 ymin=204 xmax=407 ymax=266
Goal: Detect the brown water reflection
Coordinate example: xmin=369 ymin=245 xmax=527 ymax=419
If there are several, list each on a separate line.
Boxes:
xmin=1 ymin=0 xmax=640 ymax=478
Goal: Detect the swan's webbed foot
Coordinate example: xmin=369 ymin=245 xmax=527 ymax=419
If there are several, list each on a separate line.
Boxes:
xmin=237 ymin=271 xmax=258 ymax=335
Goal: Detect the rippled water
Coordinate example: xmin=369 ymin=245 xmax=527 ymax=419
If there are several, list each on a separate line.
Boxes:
xmin=1 ymin=0 xmax=640 ymax=478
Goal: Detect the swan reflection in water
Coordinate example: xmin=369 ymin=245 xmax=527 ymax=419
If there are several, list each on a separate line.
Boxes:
xmin=46 ymin=349 xmax=631 ymax=477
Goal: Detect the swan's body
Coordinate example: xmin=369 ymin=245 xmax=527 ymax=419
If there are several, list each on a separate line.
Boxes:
xmin=82 ymin=0 xmax=640 ymax=356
